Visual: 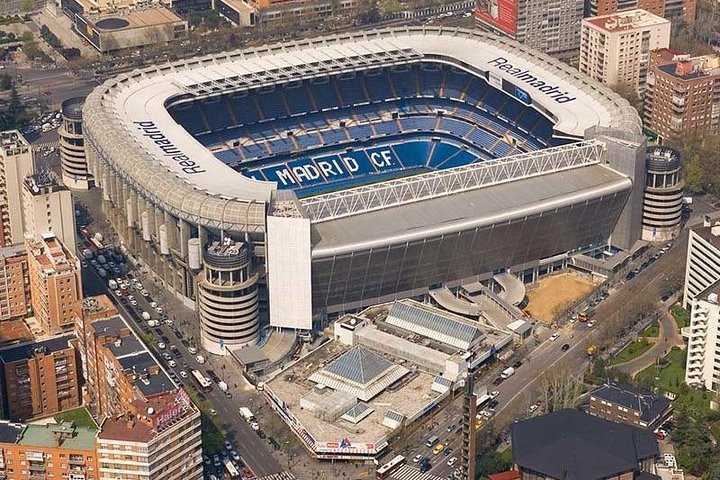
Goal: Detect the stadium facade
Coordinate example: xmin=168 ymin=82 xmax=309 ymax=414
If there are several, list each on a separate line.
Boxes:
xmin=83 ymin=27 xmax=645 ymax=354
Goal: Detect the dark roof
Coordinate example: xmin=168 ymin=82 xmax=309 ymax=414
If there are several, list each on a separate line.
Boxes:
xmin=118 ymin=352 xmax=175 ymax=397
xmin=592 ymin=383 xmax=671 ymax=424
xmin=512 ymin=409 xmax=659 ymax=480
xmin=0 ymin=334 xmax=74 ymax=363
xmin=0 ymin=421 xmax=23 ymax=443
xmin=658 ymin=62 xmax=708 ymax=80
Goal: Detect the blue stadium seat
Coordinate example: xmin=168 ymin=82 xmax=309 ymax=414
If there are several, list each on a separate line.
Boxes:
xmin=391 ymin=68 xmax=417 ymax=98
xmin=419 ymin=67 xmax=443 ymax=96
xmin=256 ymin=89 xmax=287 ymax=120
xmin=227 ymin=93 xmax=260 ymax=126
xmin=170 ymin=103 xmax=206 ymax=135
xmin=374 ymin=121 xmax=399 ymax=136
xmin=443 ymin=69 xmax=469 ymax=99
xmin=391 ymin=141 xmax=432 ymax=167
xmin=284 ymin=85 xmax=315 ymax=115
xmin=435 ymin=148 xmax=480 ymax=169
xmin=364 ymin=72 xmax=394 ymax=101
xmin=427 ymin=141 xmax=461 ymax=168
xmin=337 ymin=77 xmax=368 ymax=107
xmin=311 ymin=79 xmax=340 ymax=110
xmin=501 ymin=99 xmax=525 ymax=121
xmin=438 ymin=118 xmax=472 ymax=137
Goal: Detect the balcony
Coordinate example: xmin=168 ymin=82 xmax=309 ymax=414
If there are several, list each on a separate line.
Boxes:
xmin=68 ymin=456 xmax=85 ymax=466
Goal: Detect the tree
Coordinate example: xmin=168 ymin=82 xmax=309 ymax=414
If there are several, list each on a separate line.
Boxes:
xmin=610 ymin=82 xmax=643 ymax=116
xmin=0 ymin=85 xmax=28 ymax=130
xmin=0 ymin=73 xmax=11 ymax=91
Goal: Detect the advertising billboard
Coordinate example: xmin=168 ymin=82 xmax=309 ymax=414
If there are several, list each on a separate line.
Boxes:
xmin=475 ymin=0 xmax=517 ymax=36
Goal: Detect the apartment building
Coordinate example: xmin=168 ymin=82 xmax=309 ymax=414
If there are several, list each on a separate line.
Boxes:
xmin=96 ymin=389 xmax=203 ymax=480
xmin=580 ymin=9 xmax=671 ymax=95
xmin=75 ymin=296 xmax=177 ymax=420
xmin=0 ymin=419 xmax=99 ymax=480
xmin=683 ymin=218 xmax=720 ymax=309
xmin=0 ymin=131 xmax=35 ymax=248
xmin=588 ymin=383 xmax=672 ymax=429
xmin=586 ymin=0 xmax=696 ymax=24
xmin=0 ymin=334 xmax=81 ymax=421
xmin=644 ymin=49 xmax=720 ymax=142
xmin=0 ymin=245 xmax=31 ymax=322
xmin=475 ymin=0 xmax=585 ymax=56
xmin=22 ymin=172 xmax=77 ymax=255
xmin=27 ymin=234 xmax=81 ymax=335
xmin=685 ymin=285 xmax=720 ymax=390
xmin=684 ymin=220 xmax=720 ymax=390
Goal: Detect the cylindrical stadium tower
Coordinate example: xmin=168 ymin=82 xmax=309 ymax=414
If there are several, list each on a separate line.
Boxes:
xmin=642 ymin=146 xmax=683 ymax=242
xmin=197 ymin=239 xmax=259 ymax=355
xmin=59 ymin=97 xmax=92 ymax=190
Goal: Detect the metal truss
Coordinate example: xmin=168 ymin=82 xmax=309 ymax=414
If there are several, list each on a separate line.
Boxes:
xmin=301 ymin=140 xmax=606 ymax=223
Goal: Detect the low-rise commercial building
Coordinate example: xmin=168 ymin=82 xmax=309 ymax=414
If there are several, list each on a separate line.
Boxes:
xmin=0 ymin=334 xmax=81 ymax=421
xmin=27 ymin=234 xmax=81 ymax=335
xmin=511 ymin=409 xmax=659 ymax=479
xmin=644 ymin=49 xmax=720 ymax=142
xmin=588 ymin=383 xmax=672 ymax=429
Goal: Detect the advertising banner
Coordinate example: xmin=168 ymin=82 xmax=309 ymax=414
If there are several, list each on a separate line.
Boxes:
xmin=475 ymin=0 xmax=517 ymax=36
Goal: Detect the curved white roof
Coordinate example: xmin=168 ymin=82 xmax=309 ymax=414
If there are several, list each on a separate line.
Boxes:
xmin=84 ymin=27 xmax=640 ymax=231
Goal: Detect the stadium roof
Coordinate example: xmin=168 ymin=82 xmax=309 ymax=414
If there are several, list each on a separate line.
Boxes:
xmin=511 ymin=409 xmax=659 ymax=480
xmin=84 ymin=27 xmax=640 ymax=233
xmin=311 ymin=163 xmax=631 ymax=256
xmin=308 ymin=346 xmax=409 ymax=401
xmin=386 ymin=300 xmax=484 ymax=350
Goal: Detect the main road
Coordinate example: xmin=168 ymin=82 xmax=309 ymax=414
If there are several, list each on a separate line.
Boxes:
xmin=420 ymin=232 xmax=688 ymax=479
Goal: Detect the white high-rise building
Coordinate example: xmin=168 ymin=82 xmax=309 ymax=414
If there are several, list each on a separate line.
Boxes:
xmin=22 ymin=172 xmax=77 ymax=254
xmin=580 ymin=9 xmax=671 ymax=95
xmin=683 ymin=219 xmax=720 ymax=390
xmin=0 ymin=131 xmax=35 ymax=247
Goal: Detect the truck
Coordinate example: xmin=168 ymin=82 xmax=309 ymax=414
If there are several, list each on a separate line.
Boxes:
xmin=218 ymin=381 xmax=228 ymax=392
xmin=141 ymin=311 xmax=151 ymax=321
xmin=108 ymin=279 xmax=118 ymax=290
xmin=195 ymin=355 xmax=206 ymax=364
xmin=239 ymin=407 xmax=254 ymax=423
xmin=500 ymin=367 xmax=515 ymax=379
xmin=475 ymin=386 xmax=491 ymax=407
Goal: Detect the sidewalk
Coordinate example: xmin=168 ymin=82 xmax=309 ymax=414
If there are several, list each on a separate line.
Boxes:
xmin=614 ymin=293 xmax=684 ymax=377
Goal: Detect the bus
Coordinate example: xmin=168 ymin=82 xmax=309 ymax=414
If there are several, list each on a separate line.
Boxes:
xmin=376 ymin=455 xmax=405 ymax=480
xmin=224 ymin=459 xmax=240 ymax=478
xmin=191 ymin=370 xmax=212 ymax=393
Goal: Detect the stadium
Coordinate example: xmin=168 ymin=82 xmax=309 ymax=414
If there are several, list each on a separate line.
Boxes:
xmin=83 ymin=27 xmax=645 ymax=354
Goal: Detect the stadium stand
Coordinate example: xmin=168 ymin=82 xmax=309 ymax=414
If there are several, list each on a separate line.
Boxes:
xmin=167 ymin=62 xmax=557 ymax=196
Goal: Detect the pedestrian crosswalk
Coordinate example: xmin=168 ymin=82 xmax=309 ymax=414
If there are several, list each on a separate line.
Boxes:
xmin=254 ymin=472 xmax=295 ymax=480
xmin=390 ymin=465 xmax=445 ymax=480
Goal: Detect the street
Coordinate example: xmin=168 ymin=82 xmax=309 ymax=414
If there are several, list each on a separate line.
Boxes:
xmin=80 ymin=253 xmax=285 ymax=477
